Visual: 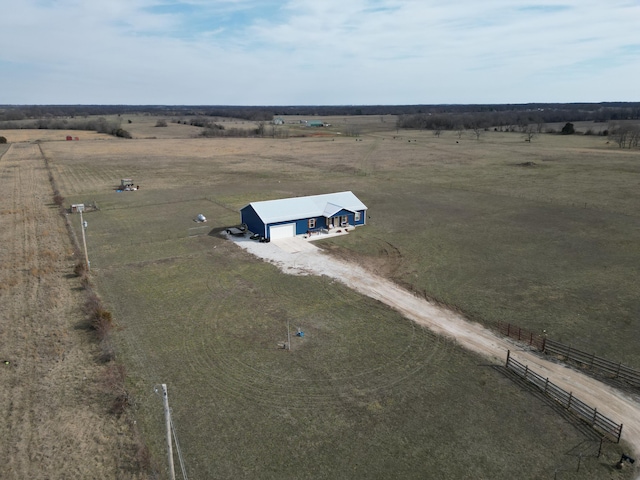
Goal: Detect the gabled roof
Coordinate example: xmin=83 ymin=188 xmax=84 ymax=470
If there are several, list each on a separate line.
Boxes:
xmin=242 ymin=191 xmax=367 ymax=225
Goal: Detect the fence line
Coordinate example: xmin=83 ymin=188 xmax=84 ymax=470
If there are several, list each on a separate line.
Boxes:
xmin=505 ymin=351 xmax=623 ymax=443
xmin=496 ymin=322 xmax=640 ymax=388
xmin=544 ymin=339 xmax=640 ymax=388
xmin=496 ymin=321 xmax=546 ymax=350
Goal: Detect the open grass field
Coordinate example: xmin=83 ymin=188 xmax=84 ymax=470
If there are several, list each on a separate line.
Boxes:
xmin=31 ymin=124 xmax=640 ymax=479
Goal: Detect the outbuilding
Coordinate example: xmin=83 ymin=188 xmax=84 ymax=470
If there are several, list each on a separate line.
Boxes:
xmin=241 ymin=191 xmax=367 ymax=241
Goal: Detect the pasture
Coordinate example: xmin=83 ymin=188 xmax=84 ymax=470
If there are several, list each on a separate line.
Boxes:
xmin=41 ymin=125 xmax=639 ymax=478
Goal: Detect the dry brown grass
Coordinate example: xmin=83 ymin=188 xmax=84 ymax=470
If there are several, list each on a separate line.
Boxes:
xmin=0 ymin=141 xmax=148 ymax=480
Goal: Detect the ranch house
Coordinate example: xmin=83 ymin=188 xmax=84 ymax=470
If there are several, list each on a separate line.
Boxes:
xmin=240 ymin=191 xmax=367 ymax=241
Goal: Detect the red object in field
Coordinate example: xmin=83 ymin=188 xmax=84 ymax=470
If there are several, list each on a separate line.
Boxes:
xmin=66 ymin=136 xmax=72 ymax=141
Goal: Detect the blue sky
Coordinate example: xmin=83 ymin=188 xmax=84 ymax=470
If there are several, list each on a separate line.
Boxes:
xmin=1 ymin=0 xmax=639 ymax=105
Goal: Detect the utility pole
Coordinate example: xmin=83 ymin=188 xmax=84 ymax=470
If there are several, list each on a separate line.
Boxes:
xmin=287 ymin=320 xmax=291 ymax=351
xmin=162 ymin=384 xmax=176 ymax=480
xmin=79 ymin=210 xmax=90 ymax=271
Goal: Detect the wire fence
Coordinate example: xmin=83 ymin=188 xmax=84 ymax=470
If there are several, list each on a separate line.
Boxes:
xmin=505 ymin=351 xmax=623 ymax=443
xmin=497 ymin=321 xmax=546 ymax=350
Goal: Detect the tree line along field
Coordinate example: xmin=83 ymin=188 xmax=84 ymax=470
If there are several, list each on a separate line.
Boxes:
xmin=38 ymin=124 xmax=640 ymax=479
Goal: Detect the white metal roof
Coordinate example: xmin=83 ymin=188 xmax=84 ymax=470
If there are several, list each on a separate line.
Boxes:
xmin=244 ymin=191 xmax=367 ymax=225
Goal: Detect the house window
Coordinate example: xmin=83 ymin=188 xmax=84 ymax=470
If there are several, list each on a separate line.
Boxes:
xmin=354 ymin=212 xmax=361 ymax=222
xmin=308 ymin=218 xmax=316 ymax=229
xmin=340 ymin=215 xmax=348 ymax=226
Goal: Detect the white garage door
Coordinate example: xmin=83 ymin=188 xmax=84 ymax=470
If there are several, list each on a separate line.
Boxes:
xmin=269 ymin=223 xmax=296 ymax=240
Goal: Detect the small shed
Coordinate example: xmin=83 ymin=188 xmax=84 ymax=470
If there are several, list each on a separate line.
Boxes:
xmin=241 ymin=191 xmax=367 ymax=241
xmin=120 ymin=178 xmax=134 ymax=188
xmin=71 ymin=204 xmax=85 ymax=213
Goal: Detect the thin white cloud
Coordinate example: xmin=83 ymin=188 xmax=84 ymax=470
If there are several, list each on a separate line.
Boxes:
xmin=0 ymin=0 xmax=638 ymax=104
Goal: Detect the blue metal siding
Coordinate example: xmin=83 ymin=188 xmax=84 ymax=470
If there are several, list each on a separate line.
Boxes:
xmin=241 ymin=204 xmax=366 ymax=239
xmin=241 ymin=206 xmax=265 ymax=236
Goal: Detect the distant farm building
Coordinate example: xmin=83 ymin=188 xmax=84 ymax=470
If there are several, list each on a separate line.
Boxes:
xmin=273 ymin=117 xmax=285 ymax=125
xmin=71 ymin=204 xmax=85 ymax=213
xmin=241 ymin=191 xmax=367 ymax=241
xmin=307 ymin=120 xmax=325 ymax=127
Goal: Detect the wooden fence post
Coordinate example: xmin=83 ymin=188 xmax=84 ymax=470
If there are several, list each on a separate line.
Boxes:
xmin=567 ymin=392 xmax=573 ymax=409
xmin=592 ymin=408 xmax=598 ymax=426
xmin=544 ymin=378 xmax=549 ymax=393
xmin=524 ymin=365 xmax=529 ymax=379
xmin=506 ymin=350 xmax=510 ymax=367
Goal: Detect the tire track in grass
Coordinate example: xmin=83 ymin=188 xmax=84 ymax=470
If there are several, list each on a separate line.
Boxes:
xmin=235 ymin=236 xmax=640 ymax=479
xmin=173 ymin=268 xmax=448 ymax=409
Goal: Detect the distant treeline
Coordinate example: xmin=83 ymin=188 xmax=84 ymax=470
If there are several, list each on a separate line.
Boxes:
xmin=396 ymin=104 xmax=640 ymax=131
xmin=1 ymin=103 xmax=640 ymax=125
xmin=0 ymin=116 xmax=132 ymax=138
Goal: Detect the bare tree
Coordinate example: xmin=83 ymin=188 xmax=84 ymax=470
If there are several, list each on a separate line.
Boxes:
xmin=523 ymin=125 xmax=537 ymax=142
xmin=470 ymin=124 xmax=483 ymax=140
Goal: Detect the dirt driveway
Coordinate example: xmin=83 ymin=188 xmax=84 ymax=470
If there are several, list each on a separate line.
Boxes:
xmin=234 ymin=235 xmax=640 ymax=477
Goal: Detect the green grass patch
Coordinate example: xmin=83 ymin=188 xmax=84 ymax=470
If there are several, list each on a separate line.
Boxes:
xmin=51 ymin=131 xmax=639 ymax=478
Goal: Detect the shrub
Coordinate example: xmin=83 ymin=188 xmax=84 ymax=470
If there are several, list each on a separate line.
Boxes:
xmin=561 ymin=122 xmax=575 ymax=135
xmin=114 ymin=128 xmax=132 ymax=139
xmin=74 ymin=260 xmax=87 ymax=278
xmin=101 ymin=363 xmax=130 ymax=415
xmin=53 ymin=192 xmax=65 ymax=206
xmin=155 ymin=119 xmax=168 ymax=127
xmin=92 ymin=308 xmax=113 ymax=340
xmin=0 ymin=136 xmax=7 ymax=144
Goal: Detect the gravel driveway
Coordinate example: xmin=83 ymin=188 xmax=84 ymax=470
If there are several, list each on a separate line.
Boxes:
xmin=233 ymin=234 xmax=640 ymax=477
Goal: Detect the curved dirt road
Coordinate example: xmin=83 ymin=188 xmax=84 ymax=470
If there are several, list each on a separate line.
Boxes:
xmin=235 ymin=235 xmax=640 ymax=477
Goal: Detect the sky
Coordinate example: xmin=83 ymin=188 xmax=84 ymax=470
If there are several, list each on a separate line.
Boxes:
xmin=1 ymin=0 xmax=639 ymax=105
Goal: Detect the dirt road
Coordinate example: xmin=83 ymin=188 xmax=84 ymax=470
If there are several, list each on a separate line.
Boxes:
xmin=0 ymin=143 xmax=142 ymax=479
xmin=235 ymin=235 xmax=640 ymax=477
